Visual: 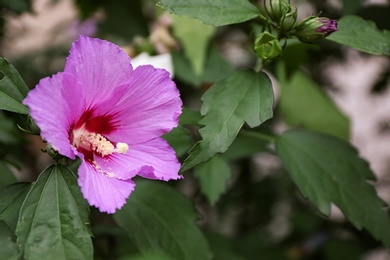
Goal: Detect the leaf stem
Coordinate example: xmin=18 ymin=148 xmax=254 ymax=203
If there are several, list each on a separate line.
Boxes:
xmin=240 ymin=130 xmax=276 ymax=143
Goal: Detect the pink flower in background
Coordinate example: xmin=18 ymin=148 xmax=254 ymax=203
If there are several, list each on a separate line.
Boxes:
xmin=23 ymin=35 xmax=182 ymax=213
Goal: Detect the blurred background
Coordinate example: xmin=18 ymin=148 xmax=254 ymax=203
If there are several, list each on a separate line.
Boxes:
xmin=0 ymin=0 xmax=390 ymax=259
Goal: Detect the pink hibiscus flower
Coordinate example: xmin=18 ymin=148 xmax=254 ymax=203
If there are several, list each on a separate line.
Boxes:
xmin=23 ymin=35 xmax=182 ymax=213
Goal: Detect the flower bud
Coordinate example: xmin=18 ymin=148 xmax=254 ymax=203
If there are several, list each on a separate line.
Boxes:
xmin=280 ymin=7 xmax=297 ymax=33
xmin=295 ymin=16 xmax=338 ymax=43
xmin=254 ymin=32 xmax=283 ymax=61
xmin=266 ymin=0 xmax=290 ymax=22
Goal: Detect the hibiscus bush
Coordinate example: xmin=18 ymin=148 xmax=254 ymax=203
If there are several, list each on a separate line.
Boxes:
xmin=1 ymin=0 xmax=390 ymax=259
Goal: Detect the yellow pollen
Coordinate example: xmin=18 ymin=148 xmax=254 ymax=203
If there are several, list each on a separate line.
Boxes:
xmin=73 ymin=127 xmax=129 ymax=157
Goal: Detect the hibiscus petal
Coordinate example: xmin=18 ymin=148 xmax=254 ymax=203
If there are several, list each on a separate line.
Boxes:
xmin=64 ymin=35 xmax=133 ymax=108
xmin=78 ymin=160 xmax=135 ymax=214
xmin=105 ymin=65 xmax=182 ymax=144
xmin=120 ymin=137 xmax=182 ymax=181
xmin=92 ymin=152 xmax=145 ymax=180
xmin=23 ymin=72 xmax=82 ymax=159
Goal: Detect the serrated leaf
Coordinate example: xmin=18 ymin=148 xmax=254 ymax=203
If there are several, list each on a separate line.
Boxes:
xmin=327 ymin=15 xmax=390 ymax=55
xmin=16 ymin=165 xmax=92 ymax=260
xmin=0 ymin=57 xmax=29 ymax=114
xmin=114 ymin=181 xmax=212 ymax=260
xmin=275 ymin=130 xmax=390 ymax=247
xmin=278 ymin=69 xmax=349 ymax=140
xmin=179 ymin=108 xmax=202 ymax=126
xmin=194 ymin=155 xmax=232 ymax=206
xmin=0 ymin=182 xmax=31 ymax=232
xmin=172 ymin=15 xmax=215 ymax=76
xmin=181 ymin=70 xmax=274 ymax=172
xmin=157 ymin=0 xmax=260 ymax=26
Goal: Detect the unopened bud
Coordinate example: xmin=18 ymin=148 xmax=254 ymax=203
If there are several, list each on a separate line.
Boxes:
xmin=280 ymin=7 xmax=297 ymax=33
xmin=254 ymin=32 xmax=282 ymax=61
xmin=295 ymin=16 xmax=338 ymax=43
xmin=268 ymin=0 xmax=290 ymax=22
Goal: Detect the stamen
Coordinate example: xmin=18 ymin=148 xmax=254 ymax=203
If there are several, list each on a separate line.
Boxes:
xmin=72 ymin=127 xmax=129 ymax=157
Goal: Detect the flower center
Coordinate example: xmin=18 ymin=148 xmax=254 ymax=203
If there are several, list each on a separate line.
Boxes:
xmin=72 ymin=126 xmax=128 ymax=158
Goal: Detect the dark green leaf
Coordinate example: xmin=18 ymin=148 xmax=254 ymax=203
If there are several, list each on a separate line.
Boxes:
xmin=16 ymin=165 xmax=92 ymax=260
xmin=275 ymin=130 xmax=390 ymax=247
xmin=0 ymin=161 xmax=18 ymax=188
xmin=194 ymin=155 xmax=232 ymax=206
xmin=158 ymin=0 xmax=260 ymax=26
xmin=0 ymin=58 xmax=29 ymax=114
xmin=0 ymin=221 xmax=21 ymax=259
xmin=327 ymin=15 xmax=390 ymax=55
xmin=179 ymin=108 xmax=202 ymax=126
xmin=114 ymin=181 xmax=212 ymax=260
xmin=0 ymin=182 xmax=31 ymax=232
xmin=163 ymin=126 xmax=193 ymax=157
xmin=222 ymin=134 xmax=268 ymax=161
xmin=0 ymin=112 xmax=23 ymax=144
xmin=181 ymin=70 xmax=274 ymax=172
xmin=278 ymin=69 xmax=349 ymax=140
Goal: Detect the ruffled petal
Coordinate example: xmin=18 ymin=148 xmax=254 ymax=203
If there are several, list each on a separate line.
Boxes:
xmin=103 ymin=65 xmax=182 ymax=144
xmin=64 ymin=35 xmax=133 ymax=108
xmin=78 ymin=160 xmax=135 ymax=214
xmin=121 ymin=137 xmax=182 ymax=181
xmin=92 ymin=152 xmax=146 ymax=180
xmin=23 ymin=72 xmax=83 ymax=159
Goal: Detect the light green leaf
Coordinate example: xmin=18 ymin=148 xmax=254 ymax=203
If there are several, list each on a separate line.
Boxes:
xmin=0 ymin=57 xmax=29 ymax=114
xmin=278 ymin=68 xmax=349 ymax=140
xmin=181 ymin=70 xmax=274 ymax=172
xmin=172 ymin=15 xmax=215 ymax=76
xmin=327 ymin=15 xmax=390 ymax=55
xmin=114 ymin=181 xmax=212 ymax=260
xmin=157 ymin=0 xmax=260 ymax=26
xmin=194 ymin=155 xmax=232 ymax=206
xmin=0 ymin=182 xmax=31 ymax=232
xmin=173 ymin=45 xmax=233 ymax=87
xmin=275 ymin=130 xmax=390 ymax=247
xmin=16 ymin=165 xmax=92 ymax=260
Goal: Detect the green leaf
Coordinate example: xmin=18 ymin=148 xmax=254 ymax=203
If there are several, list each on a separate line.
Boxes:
xmin=16 ymin=165 xmax=92 ymax=260
xmin=222 ymin=134 xmax=268 ymax=161
xmin=181 ymin=70 xmax=274 ymax=172
xmin=163 ymin=126 xmax=193 ymax=157
xmin=194 ymin=155 xmax=232 ymax=206
xmin=0 ymin=58 xmax=29 ymax=114
xmin=327 ymin=15 xmax=390 ymax=55
xmin=172 ymin=15 xmax=215 ymax=76
xmin=179 ymin=108 xmax=202 ymax=126
xmin=157 ymin=0 xmax=260 ymax=26
xmin=0 ymin=182 xmax=31 ymax=232
xmin=173 ymin=45 xmax=233 ymax=87
xmin=0 ymin=221 xmax=21 ymax=259
xmin=275 ymin=130 xmax=390 ymax=247
xmin=0 ymin=112 xmax=23 ymax=144
xmin=114 ymin=181 xmax=212 ymax=260
xmin=0 ymin=161 xmax=18 ymax=188
xmin=278 ymin=69 xmax=349 ymax=140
